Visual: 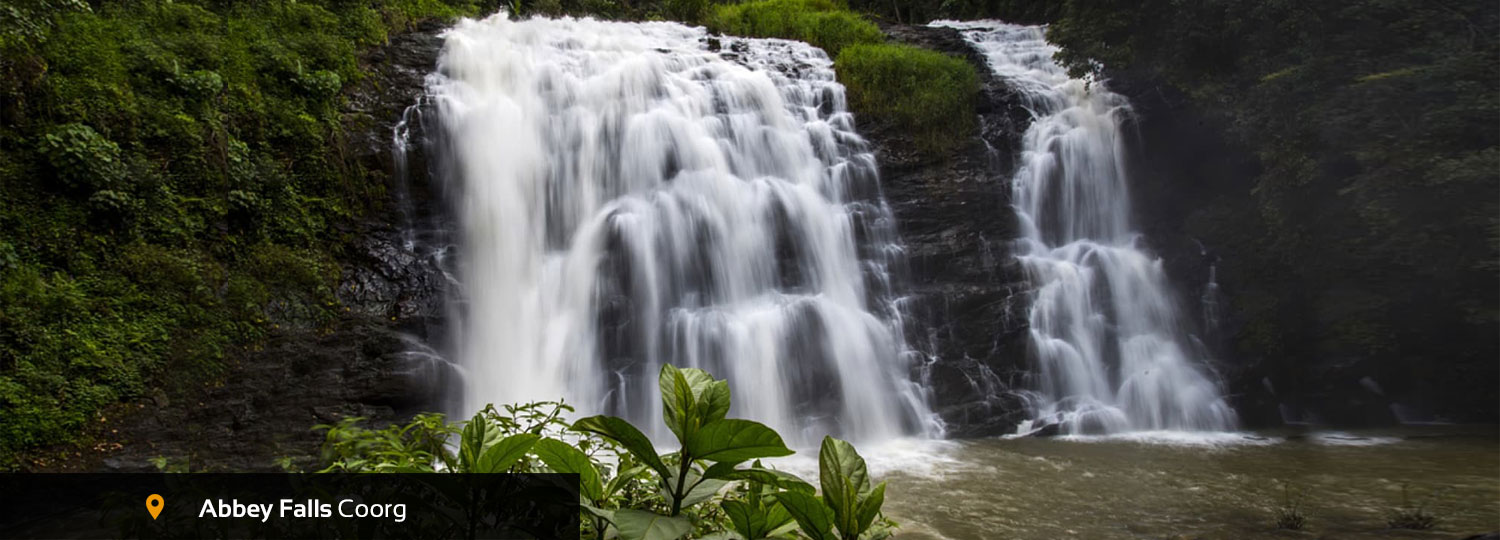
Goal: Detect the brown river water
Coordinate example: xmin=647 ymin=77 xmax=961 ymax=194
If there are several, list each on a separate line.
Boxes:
xmin=844 ymin=426 xmax=1500 ymax=539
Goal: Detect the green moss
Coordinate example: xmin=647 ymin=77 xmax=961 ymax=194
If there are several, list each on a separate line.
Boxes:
xmin=0 ymin=0 xmax=495 ymax=466
xmin=835 ymin=43 xmax=978 ymax=155
xmin=707 ymin=0 xmax=882 ymax=56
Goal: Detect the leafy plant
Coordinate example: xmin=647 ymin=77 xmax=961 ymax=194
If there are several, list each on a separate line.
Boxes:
xmin=37 ymin=122 xmax=127 ymax=193
xmin=573 ymin=364 xmax=795 ymax=533
xmin=313 ymin=365 xmax=896 ymax=540
xmin=1272 ymin=481 xmax=1305 ymax=530
xmin=777 ymin=437 xmax=891 ymax=540
xmin=1386 ymin=483 xmax=1443 ymax=530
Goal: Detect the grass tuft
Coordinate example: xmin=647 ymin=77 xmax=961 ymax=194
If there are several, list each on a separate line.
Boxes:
xmin=835 ymin=43 xmax=978 ymax=156
xmin=1386 ymin=483 xmax=1443 ymax=530
xmin=707 ymin=0 xmax=881 ymax=56
xmin=1273 ymin=481 xmax=1306 ymax=530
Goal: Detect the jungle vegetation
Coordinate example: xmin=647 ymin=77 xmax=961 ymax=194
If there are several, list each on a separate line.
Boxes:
xmin=318 ymin=365 xmax=896 ymax=540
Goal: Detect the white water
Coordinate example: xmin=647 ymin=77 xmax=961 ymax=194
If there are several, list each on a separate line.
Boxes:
xmin=933 ymin=21 xmax=1236 ymax=435
xmin=425 ymin=14 xmax=937 ymax=446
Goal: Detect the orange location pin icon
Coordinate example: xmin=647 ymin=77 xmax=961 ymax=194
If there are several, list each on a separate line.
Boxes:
xmin=146 ymin=494 xmax=164 ymax=520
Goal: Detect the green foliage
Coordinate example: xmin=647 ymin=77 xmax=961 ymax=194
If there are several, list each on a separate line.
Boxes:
xmin=317 ymin=366 xmax=894 ymax=540
xmin=783 ymin=437 xmax=889 ymax=540
xmin=0 ymin=0 xmax=492 ymax=466
xmin=1041 ymin=0 xmax=1500 ymax=418
xmin=839 ymin=0 xmax=1059 ymax=25
xmin=707 ymin=0 xmax=882 ymax=56
xmin=317 ymin=412 xmax=459 ymax=472
xmin=662 ymin=0 xmax=710 ymax=24
xmin=835 ymin=43 xmax=977 ymax=155
xmin=576 ymin=364 xmax=795 ymax=518
xmin=38 ymin=123 xmax=127 ymax=193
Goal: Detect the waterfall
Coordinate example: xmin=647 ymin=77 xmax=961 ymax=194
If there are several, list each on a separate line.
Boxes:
xmin=424 ymin=14 xmax=937 ymax=446
xmin=934 ymin=21 xmax=1236 ymax=434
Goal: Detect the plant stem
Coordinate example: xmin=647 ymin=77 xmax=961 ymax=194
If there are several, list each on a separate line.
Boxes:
xmin=670 ymin=454 xmax=692 ymax=516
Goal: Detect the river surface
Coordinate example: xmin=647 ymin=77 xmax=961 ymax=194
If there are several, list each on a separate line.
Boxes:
xmin=858 ymin=427 xmax=1499 ymax=539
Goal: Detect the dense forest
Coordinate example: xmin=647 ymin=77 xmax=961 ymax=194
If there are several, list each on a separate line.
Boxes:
xmin=0 ymin=0 xmax=503 ymax=464
xmin=1 ymin=0 xmax=1495 ymax=467
xmin=855 ymin=0 xmax=1498 ymax=423
xmin=1038 ymin=0 xmax=1499 ymax=423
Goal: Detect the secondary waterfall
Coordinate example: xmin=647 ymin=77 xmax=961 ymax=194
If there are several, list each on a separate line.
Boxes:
xmin=934 ymin=21 xmax=1237 ymax=434
xmin=425 ymin=14 xmax=936 ymax=446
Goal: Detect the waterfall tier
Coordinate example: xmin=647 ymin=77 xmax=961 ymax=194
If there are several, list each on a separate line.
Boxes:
xmin=426 ymin=15 xmax=938 ymax=446
xmin=933 ymin=20 xmax=1237 ymax=434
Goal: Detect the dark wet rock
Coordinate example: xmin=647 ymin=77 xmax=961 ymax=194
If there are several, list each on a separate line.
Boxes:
xmin=343 ymin=20 xmax=446 ymax=169
xmin=868 ymin=24 xmax=1034 ymax=438
xmin=1019 ymin=419 xmax=1061 ymax=438
xmin=42 ymin=317 xmax=451 ymax=472
xmin=335 ymin=224 xmax=446 ymax=327
xmin=335 ymin=18 xmax=452 ymax=337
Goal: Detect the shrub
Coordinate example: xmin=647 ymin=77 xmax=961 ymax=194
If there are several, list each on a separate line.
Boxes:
xmin=707 ymin=0 xmax=882 ymax=56
xmin=835 ymin=43 xmax=978 ymax=156
xmin=171 ymin=69 xmax=224 ymax=99
xmin=37 ymin=123 xmax=127 ymax=193
xmin=317 ymin=365 xmax=897 ymax=540
xmin=663 ymin=0 xmax=710 ymax=23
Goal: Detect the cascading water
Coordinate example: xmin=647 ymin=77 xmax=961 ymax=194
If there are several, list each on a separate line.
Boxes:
xmin=424 ymin=14 xmax=937 ymax=446
xmin=933 ymin=21 xmax=1237 ymax=435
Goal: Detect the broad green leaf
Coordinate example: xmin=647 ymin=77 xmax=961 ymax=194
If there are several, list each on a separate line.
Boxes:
xmin=613 ymin=509 xmax=692 ymax=540
xmin=764 ymin=501 xmax=794 ymax=532
xmin=722 ymin=497 xmax=793 ymax=540
xmin=534 ymin=438 xmax=604 ymax=501
xmin=581 ymin=502 xmax=614 ymax=522
xmin=458 ymin=412 xmax=499 ymax=471
xmin=701 ymin=460 xmax=745 ymax=481
xmin=606 ymin=464 xmax=649 ymax=498
xmin=685 ymin=419 xmax=794 ymax=463
xmin=818 ymin=437 xmax=870 ymax=494
xmin=698 ymin=378 xmax=731 ymax=426
xmin=766 ymin=516 xmax=799 ymax=538
xmin=660 ymin=365 xmax=719 ymax=441
xmin=573 ymin=415 xmax=669 ymax=481
xmin=818 ymin=436 xmax=869 ymax=534
xmin=722 ymin=499 xmax=766 ymax=539
xmin=704 ymin=463 xmax=816 ymax=495
xmin=854 ymin=481 xmax=887 ymax=535
xmin=657 ymin=466 xmax=727 ymax=510
xmin=475 ymin=433 xmax=539 ymax=473
xmin=659 ymin=365 xmax=732 ymax=444
xmin=680 ymin=477 xmax=727 ymax=509
xmin=777 ymin=491 xmax=834 ymax=540
xmin=659 ymin=365 xmax=692 ymax=441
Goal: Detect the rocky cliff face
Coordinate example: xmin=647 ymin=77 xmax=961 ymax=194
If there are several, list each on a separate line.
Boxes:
xmin=867 ymin=24 xmax=1036 ymax=437
xmin=869 ymin=24 xmax=1281 ymax=436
